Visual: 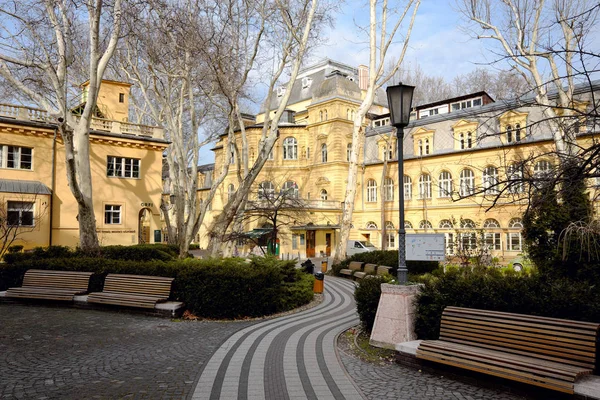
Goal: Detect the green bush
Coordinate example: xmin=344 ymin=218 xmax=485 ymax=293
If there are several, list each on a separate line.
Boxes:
xmin=332 ymin=250 xmax=438 ymax=277
xmin=1 ymin=255 xmax=314 ymax=319
xmin=415 ymin=267 xmax=600 ymax=340
xmin=354 ymin=274 xmax=394 ymax=332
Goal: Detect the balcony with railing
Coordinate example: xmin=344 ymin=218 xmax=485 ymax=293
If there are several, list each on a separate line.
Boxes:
xmin=0 ymin=103 xmax=164 ymax=140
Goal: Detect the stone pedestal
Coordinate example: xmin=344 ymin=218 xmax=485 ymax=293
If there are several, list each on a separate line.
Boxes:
xmin=369 ymin=283 xmax=422 ymax=349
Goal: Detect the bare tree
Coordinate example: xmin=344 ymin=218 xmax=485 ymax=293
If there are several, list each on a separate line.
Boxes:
xmin=0 ymin=195 xmax=49 ymax=258
xmin=0 ymin=0 xmax=124 ymax=252
xmin=334 ymin=0 xmax=421 ymax=263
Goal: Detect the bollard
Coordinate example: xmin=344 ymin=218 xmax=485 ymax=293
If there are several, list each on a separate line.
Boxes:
xmin=321 ymin=259 xmax=328 ymax=273
xmin=313 ymin=272 xmax=324 ymax=294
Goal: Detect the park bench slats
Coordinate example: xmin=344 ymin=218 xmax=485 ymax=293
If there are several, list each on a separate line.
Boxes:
xmin=5 ymin=270 xmax=93 ymax=301
xmin=354 ymin=263 xmax=377 ymax=279
xmin=416 ymin=306 xmax=600 ymax=394
xmin=87 ymin=274 xmax=174 ymax=309
xmin=376 ymin=265 xmax=391 ymax=275
xmin=340 ymin=261 xmax=363 ymax=278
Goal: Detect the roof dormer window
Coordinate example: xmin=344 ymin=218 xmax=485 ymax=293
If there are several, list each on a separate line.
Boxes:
xmin=277 ymin=87 xmax=286 ymax=97
xmin=301 ymin=77 xmax=312 ymax=88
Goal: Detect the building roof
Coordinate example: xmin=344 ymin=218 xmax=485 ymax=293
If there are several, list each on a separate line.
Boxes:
xmin=197 ymin=163 xmax=215 ymax=172
xmin=0 ymin=179 xmax=51 ymax=195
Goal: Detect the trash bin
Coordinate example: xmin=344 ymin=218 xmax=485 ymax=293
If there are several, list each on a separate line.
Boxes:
xmin=301 ymin=259 xmax=314 ymax=274
xmin=313 ymin=272 xmax=324 ymax=294
xmin=321 ymin=259 xmax=328 ymax=273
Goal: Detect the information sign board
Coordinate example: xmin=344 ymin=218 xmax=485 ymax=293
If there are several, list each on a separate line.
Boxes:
xmin=405 ymin=234 xmax=446 ymax=261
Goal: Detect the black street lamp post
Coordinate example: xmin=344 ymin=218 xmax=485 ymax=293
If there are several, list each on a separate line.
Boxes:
xmin=386 ymin=83 xmax=415 ymax=284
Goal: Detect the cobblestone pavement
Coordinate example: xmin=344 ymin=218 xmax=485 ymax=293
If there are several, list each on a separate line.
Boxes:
xmin=192 ymin=276 xmax=362 ymax=400
xmin=339 ymin=345 xmax=532 ymax=400
xmin=0 ymin=304 xmax=255 ymax=400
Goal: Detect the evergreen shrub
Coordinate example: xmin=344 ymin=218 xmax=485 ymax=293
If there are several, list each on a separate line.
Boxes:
xmin=415 ymin=267 xmax=600 ymax=340
xmin=0 ymin=254 xmax=313 ymax=319
xmin=354 ymin=274 xmax=394 ymax=332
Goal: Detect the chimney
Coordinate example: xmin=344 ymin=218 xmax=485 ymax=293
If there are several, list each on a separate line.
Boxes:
xmin=358 ymin=65 xmax=369 ymax=90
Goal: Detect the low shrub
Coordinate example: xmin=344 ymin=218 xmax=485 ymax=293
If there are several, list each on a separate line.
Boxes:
xmin=415 ymin=267 xmax=600 ymax=340
xmin=354 ymin=274 xmax=395 ymax=332
xmin=332 ymin=250 xmax=438 ymax=277
xmin=1 ymin=255 xmax=314 ymax=319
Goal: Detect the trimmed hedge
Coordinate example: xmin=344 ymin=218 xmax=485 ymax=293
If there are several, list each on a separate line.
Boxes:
xmin=415 ymin=267 xmax=600 ymax=340
xmin=0 ymin=254 xmax=314 ymax=319
xmin=332 ymin=250 xmax=439 ymax=277
xmin=354 ymin=275 xmax=394 ymax=332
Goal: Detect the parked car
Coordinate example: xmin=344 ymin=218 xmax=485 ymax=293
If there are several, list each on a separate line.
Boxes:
xmin=346 ymin=240 xmax=377 ymax=256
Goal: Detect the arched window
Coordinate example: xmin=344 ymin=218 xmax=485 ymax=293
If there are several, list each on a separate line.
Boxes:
xmin=483 ymin=166 xmax=499 ymax=194
xmin=383 ymin=177 xmax=394 ymax=201
xmin=229 ymin=144 xmax=236 ymax=164
xmin=461 ymin=219 xmax=476 ymax=229
xmin=283 ymin=137 xmax=298 ymax=160
xmin=418 ymin=139 xmax=423 ymax=156
xmin=385 ymin=221 xmax=396 ymax=248
xmin=227 ymin=183 xmax=235 ymax=201
xmin=366 ymin=221 xmax=378 ymax=229
xmin=404 ymin=175 xmax=412 ymax=200
xmin=258 ymin=181 xmax=275 ymax=199
xmin=351 ymin=109 xmax=355 ymax=120
xmin=425 ymin=138 xmax=430 ymax=155
xmin=507 ymin=163 xmax=524 ymax=193
xmin=347 ymin=108 xmax=351 ymax=120
xmin=460 ymin=219 xmax=477 ymax=249
xmin=483 ymin=218 xmax=501 ymax=250
xmin=324 ymin=109 xmax=328 ymax=120
xmin=319 ymin=110 xmax=323 ymax=122
xmin=321 ymin=143 xmax=328 ymax=163
xmin=419 ymin=174 xmax=432 ymax=199
xmin=459 ymin=168 xmax=475 ymax=196
xmin=460 ymin=133 xmax=465 ymax=149
xmin=508 ymin=218 xmax=523 ymax=251
xmin=347 ymin=143 xmax=352 ymax=162
xmin=282 ymin=181 xmax=299 ymax=198
xmin=438 ymin=171 xmax=452 ymax=198
xmin=404 ymin=221 xmax=413 ymax=229
xmin=320 ymin=189 xmax=328 ymax=201
xmin=467 ymin=132 xmax=473 ymax=148
xmin=419 ymin=220 xmax=432 ymax=230
xmin=515 ymin=123 xmax=522 ymax=141
xmin=439 ymin=219 xmax=453 ymax=229
xmin=366 ymin=179 xmax=377 ymax=202
xmin=506 ymin=125 xmax=513 ymax=143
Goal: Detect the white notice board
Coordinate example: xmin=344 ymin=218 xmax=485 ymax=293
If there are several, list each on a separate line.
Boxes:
xmin=406 ymin=234 xmax=446 ymax=261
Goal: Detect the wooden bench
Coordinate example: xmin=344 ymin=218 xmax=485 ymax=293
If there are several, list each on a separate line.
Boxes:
xmin=340 ymin=261 xmax=363 ymax=278
xmin=87 ymin=274 xmax=174 ymax=309
xmin=5 ymin=269 xmax=93 ymax=301
xmin=354 ymin=263 xmax=377 ymax=279
xmin=376 ymin=265 xmax=392 ymax=275
xmin=416 ymin=306 xmax=600 ymax=394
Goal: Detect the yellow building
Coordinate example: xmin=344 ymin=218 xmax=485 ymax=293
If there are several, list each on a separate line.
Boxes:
xmin=0 ymin=80 xmax=168 ymax=252
xmin=200 ymin=59 xmax=599 ymax=263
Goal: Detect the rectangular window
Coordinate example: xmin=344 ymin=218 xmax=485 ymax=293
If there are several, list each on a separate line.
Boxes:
xmin=451 ymin=103 xmax=460 ymax=112
xmin=292 ymin=234 xmax=298 ymax=250
xmin=119 ymin=93 xmax=125 ymax=103
xmin=445 ymin=233 xmax=454 ymax=255
xmin=0 ymin=145 xmax=33 ymax=170
xmin=107 ymin=156 xmax=140 ymax=178
xmin=300 ymin=234 xmax=305 ymax=245
xmin=104 ymin=205 xmax=121 ymax=224
xmin=485 ymin=233 xmax=501 ymax=250
xmin=7 ymin=201 xmax=34 ymax=226
xmin=473 ymin=98 xmax=482 ymax=107
xmin=507 ymin=233 xmax=522 ymax=251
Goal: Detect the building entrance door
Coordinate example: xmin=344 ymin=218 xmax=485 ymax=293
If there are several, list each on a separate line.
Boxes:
xmin=306 ymin=230 xmax=316 ymax=257
xmin=138 ymin=208 xmax=151 ymax=244
xmin=325 ymin=233 xmax=331 ymax=256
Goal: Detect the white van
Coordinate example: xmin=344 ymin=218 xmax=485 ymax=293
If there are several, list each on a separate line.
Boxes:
xmin=346 ymin=240 xmax=377 ymax=256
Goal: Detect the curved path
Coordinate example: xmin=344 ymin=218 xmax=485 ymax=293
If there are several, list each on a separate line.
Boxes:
xmin=192 ymin=276 xmax=363 ymax=400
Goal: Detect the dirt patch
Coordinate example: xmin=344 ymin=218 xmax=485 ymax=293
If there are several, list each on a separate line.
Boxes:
xmin=337 ymin=325 xmax=396 ymax=366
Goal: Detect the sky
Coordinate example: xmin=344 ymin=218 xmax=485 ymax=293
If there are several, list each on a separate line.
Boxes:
xmin=199 ymin=1 xmax=492 ymax=165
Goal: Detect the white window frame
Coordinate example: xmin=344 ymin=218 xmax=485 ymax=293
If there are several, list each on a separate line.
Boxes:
xmin=438 ymin=171 xmax=452 ymax=198
xmin=283 ymin=137 xmax=298 ymax=160
xmin=483 ymin=166 xmax=499 ymax=194
xmin=459 ymin=168 xmax=475 ymax=196
xmin=507 ymin=163 xmax=525 ymax=194
xmin=107 ymin=156 xmax=141 ymax=178
xmin=320 ymin=189 xmax=328 ymax=201
xmin=283 ymin=181 xmax=299 ymax=198
xmin=0 ymin=145 xmax=33 ymax=170
xmin=7 ymin=201 xmax=35 ymax=227
xmin=321 ymin=143 xmax=327 ymax=163
xmin=385 ymin=221 xmax=396 ymax=249
xmin=258 ymin=181 xmax=275 ymax=199
xmin=419 ymin=220 xmax=432 ymax=229
xmin=104 ymin=204 xmax=122 ymax=225
xmin=383 ymin=177 xmax=394 ymax=202
xmin=346 ymin=143 xmax=352 ymax=162
xmin=419 ymin=174 xmax=432 ymax=199
xmin=404 ymin=176 xmax=412 ymax=200
xmin=507 ymin=218 xmax=523 ymax=251
xmin=366 ymin=179 xmax=377 ymax=202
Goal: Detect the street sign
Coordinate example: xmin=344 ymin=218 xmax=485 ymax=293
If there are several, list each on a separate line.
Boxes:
xmin=405 ymin=234 xmax=446 ymax=261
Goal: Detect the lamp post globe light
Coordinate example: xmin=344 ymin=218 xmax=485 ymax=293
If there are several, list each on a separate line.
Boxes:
xmin=386 ymin=83 xmax=415 ymax=284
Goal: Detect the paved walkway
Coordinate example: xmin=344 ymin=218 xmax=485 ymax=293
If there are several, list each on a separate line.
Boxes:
xmin=192 ymin=276 xmax=361 ymax=400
